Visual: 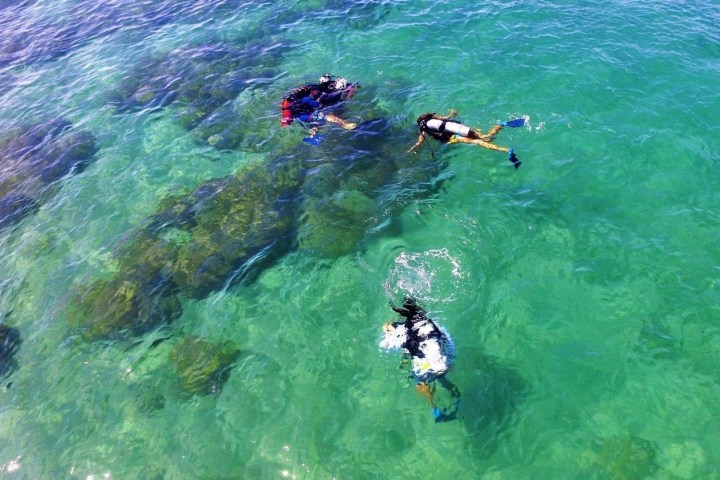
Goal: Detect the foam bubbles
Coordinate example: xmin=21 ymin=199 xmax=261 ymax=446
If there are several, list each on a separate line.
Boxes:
xmin=383 ymin=248 xmax=466 ymax=304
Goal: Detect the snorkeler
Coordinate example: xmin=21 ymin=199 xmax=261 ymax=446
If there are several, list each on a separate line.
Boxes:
xmin=380 ymin=297 xmax=461 ymax=422
xmin=280 ymin=74 xmax=359 ymax=137
xmin=408 ymin=109 xmax=525 ymax=168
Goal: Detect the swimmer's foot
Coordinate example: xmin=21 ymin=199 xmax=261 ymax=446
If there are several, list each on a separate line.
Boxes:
xmin=303 ymin=129 xmax=325 ymax=145
xmin=342 ymin=122 xmax=357 ymax=130
xmin=499 ymin=117 xmax=526 ymax=128
xmin=508 ymin=149 xmax=521 ymax=169
xmin=302 ymin=134 xmax=324 ymax=145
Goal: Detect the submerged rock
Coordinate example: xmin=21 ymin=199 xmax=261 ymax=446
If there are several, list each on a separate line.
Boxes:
xmin=66 ymin=155 xmax=305 ymax=338
xmin=170 ymin=335 xmax=241 ymax=396
xmin=0 ymin=324 xmax=21 ymax=379
xmin=130 ymin=378 xmax=167 ymax=414
xmin=67 ymin=277 xmax=182 ymax=341
xmin=591 ymin=434 xmax=659 ymax=480
xmin=144 ymin=155 xmax=305 ymax=298
xmin=109 ymin=40 xmax=284 ymax=151
xmin=0 ymin=118 xmax=98 ymax=230
xmin=34 ymin=129 xmax=98 ymax=182
xmin=298 ymin=189 xmax=375 ymax=258
xmin=0 ymin=193 xmax=39 ymax=230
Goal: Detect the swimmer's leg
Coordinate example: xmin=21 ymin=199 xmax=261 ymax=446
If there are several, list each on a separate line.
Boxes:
xmin=325 ymin=113 xmax=357 ymax=130
xmin=438 ymin=376 xmax=461 ymax=399
xmin=432 ymin=376 xmax=461 ymax=422
xmin=469 ymin=124 xmax=502 ymax=142
xmin=451 ymin=135 xmax=509 ymax=152
xmin=485 ymin=124 xmax=503 ymax=140
xmin=416 ymin=381 xmax=435 ymax=405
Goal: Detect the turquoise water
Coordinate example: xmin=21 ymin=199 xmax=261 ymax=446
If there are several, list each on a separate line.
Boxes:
xmin=1 ymin=0 xmax=719 ymax=478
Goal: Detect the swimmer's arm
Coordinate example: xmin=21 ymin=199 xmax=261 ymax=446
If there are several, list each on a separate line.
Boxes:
xmin=319 ymin=91 xmax=342 ymax=105
xmin=435 ymin=109 xmax=458 ymax=120
xmin=408 ymin=132 xmax=425 ymax=153
xmin=300 ymin=96 xmax=320 ymax=108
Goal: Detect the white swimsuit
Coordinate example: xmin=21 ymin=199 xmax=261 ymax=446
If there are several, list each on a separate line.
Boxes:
xmin=380 ymin=319 xmax=455 ymax=381
xmin=425 ymin=118 xmax=470 ymax=137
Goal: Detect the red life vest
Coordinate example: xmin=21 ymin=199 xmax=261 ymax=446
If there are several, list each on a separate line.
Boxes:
xmin=280 ymin=98 xmax=294 ymax=126
xmin=280 ymin=84 xmax=317 ymax=127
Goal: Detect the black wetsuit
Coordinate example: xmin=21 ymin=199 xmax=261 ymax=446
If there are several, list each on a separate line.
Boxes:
xmin=282 ymin=80 xmax=349 ymax=125
xmin=390 ymin=297 xmax=461 ymax=422
xmin=417 ymin=113 xmax=454 ymax=143
xmin=391 ymin=297 xmax=449 ymax=365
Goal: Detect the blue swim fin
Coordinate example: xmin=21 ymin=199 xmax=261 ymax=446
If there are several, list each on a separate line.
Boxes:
xmin=302 ymin=133 xmax=325 ymax=145
xmin=508 ymin=148 xmax=521 ymax=169
xmin=499 ymin=117 xmax=526 ymax=128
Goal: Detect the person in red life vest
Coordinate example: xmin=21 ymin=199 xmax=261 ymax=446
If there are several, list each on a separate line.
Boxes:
xmin=280 ymin=75 xmax=359 ymax=135
xmin=409 ymin=109 xmax=525 ymax=169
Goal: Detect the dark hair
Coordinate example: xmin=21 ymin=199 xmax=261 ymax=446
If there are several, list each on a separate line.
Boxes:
xmin=417 ymin=113 xmax=435 ymax=125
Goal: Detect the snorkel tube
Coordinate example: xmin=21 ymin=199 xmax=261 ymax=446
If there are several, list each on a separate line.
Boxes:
xmin=319 ymin=74 xmax=360 ymax=99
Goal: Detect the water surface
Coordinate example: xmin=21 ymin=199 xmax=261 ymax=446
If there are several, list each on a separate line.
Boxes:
xmin=1 ymin=1 xmax=719 ymax=478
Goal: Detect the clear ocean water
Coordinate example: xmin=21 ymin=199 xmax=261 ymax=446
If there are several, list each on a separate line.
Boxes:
xmin=1 ymin=0 xmax=719 ymax=478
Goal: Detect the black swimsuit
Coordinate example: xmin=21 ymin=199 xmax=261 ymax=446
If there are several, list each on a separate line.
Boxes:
xmin=418 ymin=114 xmax=453 ymax=143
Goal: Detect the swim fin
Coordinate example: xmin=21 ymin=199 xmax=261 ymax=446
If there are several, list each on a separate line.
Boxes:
xmin=499 ymin=117 xmax=526 ymax=128
xmin=302 ymin=133 xmax=325 ymax=145
xmin=508 ymin=148 xmax=521 ymax=169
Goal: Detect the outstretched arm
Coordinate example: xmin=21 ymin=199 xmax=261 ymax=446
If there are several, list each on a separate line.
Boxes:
xmin=408 ymin=132 xmax=426 ymax=153
xmin=435 ymin=109 xmax=458 ymax=120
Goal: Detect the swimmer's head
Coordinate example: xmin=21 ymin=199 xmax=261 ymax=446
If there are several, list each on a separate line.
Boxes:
xmin=402 ymin=296 xmax=418 ymax=310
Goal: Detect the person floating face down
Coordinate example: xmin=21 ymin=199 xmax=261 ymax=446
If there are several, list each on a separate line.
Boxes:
xmin=280 ymin=74 xmax=359 ymax=139
xmin=380 ymin=297 xmax=461 ymax=422
xmin=408 ymin=109 xmax=522 ymax=168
